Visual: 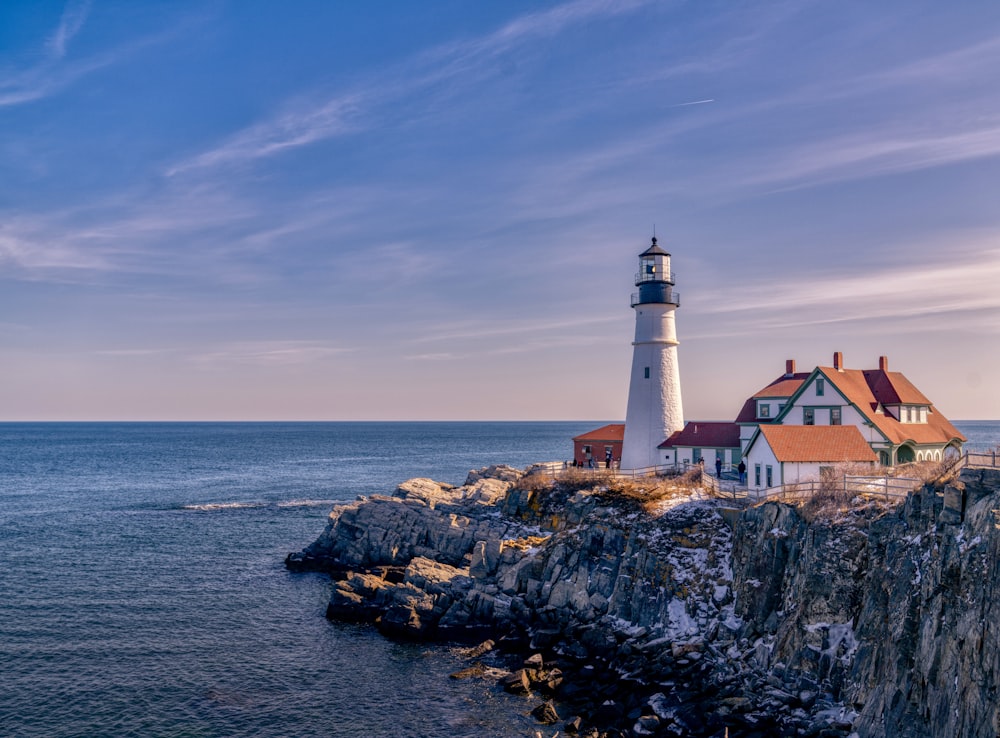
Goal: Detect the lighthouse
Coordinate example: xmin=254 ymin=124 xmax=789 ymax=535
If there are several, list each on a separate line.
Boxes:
xmin=620 ymin=236 xmax=684 ymax=470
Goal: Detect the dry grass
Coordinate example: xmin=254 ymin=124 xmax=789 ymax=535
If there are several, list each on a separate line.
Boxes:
xmin=512 ymin=466 xmax=710 ymax=516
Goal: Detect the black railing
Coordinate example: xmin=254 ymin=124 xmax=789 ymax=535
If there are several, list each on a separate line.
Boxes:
xmin=631 ymin=291 xmax=680 ymax=307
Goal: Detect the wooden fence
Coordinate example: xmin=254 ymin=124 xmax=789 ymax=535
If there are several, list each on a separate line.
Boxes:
xmin=531 ymin=448 xmax=1000 ymax=507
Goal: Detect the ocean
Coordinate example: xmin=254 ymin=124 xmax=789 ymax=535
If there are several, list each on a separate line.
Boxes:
xmin=1 ymin=420 xmax=996 ymax=737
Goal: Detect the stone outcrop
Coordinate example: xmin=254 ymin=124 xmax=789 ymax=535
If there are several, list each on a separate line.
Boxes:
xmin=287 ymin=464 xmax=1000 ymax=738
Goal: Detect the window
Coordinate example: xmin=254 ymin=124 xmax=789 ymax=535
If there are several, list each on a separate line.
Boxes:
xmin=754 ymin=464 xmax=761 ymax=486
xmin=644 ymin=367 xmax=650 ymax=379
xmin=804 ymin=408 xmax=815 ymax=425
xmin=816 ymin=377 xmax=825 ymax=396
xmin=831 ymin=407 xmax=841 ymax=425
xmin=778 ymin=404 xmax=786 ymax=413
xmin=766 ymin=465 xmax=773 ymax=487
xmin=758 ymin=402 xmax=770 ymax=419
xmin=583 ymin=445 xmax=591 ymax=455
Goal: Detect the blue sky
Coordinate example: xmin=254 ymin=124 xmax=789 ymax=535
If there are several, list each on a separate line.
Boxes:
xmin=2 ymin=0 xmax=999 ymax=421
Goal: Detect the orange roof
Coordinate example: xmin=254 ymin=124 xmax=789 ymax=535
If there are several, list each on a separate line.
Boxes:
xmin=755 ymin=376 xmax=810 ymax=398
xmin=817 ymin=367 xmax=965 ymax=446
xmin=734 ymin=373 xmax=810 ymax=423
xmin=573 ymin=423 xmax=625 ymax=442
xmin=659 ymin=421 xmax=740 ymax=449
xmin=757 ymin=425 xmax=877 ymax=463
xmin=861 ymin=369 xmax=930 ymax=405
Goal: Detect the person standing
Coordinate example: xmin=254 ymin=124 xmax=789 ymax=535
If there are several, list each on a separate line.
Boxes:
xmin=715 ymin=457 xmax=722 ymax=478
xmin=738 ymin=460 xmax=747 ymax=485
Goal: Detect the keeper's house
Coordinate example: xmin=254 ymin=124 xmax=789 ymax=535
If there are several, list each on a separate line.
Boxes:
xmin=739 ymin=352 xmax=965 ymax=491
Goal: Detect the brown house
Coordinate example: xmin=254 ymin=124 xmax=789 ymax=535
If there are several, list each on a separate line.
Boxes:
xmin=572 ymin=423 xmax=624 ymax=467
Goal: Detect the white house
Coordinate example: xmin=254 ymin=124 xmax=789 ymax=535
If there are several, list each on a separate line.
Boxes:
xmin=768 ymin=352 xmax=965 ymax=466
xmin=744 ymin=424 xmax=878 ymax=492
xmin=658 ymin=421 xmax=741 ymax=470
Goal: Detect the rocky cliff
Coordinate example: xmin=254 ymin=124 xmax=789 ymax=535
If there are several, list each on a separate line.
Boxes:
xmin=286 ymin=464 xmax=1000 ymax=738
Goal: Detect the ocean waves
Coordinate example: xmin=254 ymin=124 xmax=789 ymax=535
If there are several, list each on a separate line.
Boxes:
xmin=180 ymin=499 xmax=340 ymax=512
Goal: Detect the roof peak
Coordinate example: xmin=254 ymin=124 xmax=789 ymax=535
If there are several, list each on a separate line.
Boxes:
xmin=640 ymin=235 xmax=670 ymax=257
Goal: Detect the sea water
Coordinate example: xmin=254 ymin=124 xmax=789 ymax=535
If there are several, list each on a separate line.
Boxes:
xmin=0 ymin=422 xmax=596 ymax=738
xmin=0 ymin=420 xmax=995 ymax=737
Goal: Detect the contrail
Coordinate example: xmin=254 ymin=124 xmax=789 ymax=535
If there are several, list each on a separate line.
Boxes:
xmin=671 ymin=98 xmax=715 ymax=107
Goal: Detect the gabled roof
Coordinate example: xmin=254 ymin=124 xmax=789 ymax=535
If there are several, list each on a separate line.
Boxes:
xmin=754 ymin=425 xmax=877 ymax=463
xmin=812 ymin=367 xmax=965 ymax=446
xmin=860 ymin=369 xmax=930 ymax=406
xmin=734 ymin=372 xmax=811 ymax=423
xmin=573 ymin=423 xmax=625 ymax=442
xmin=658 ymin=422 xmax=740 ymax=449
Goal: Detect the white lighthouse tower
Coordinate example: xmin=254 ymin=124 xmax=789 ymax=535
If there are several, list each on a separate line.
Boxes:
xmin=620 ymin=236 xmax=684 ymax=471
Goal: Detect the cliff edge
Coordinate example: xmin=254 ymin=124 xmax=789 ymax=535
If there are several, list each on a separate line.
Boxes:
xmin=287 ymin=465 xmax=1000 ymax=738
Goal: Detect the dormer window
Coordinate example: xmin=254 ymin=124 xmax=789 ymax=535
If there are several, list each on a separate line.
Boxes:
xmin=758 ymin=402 xmax=770 ymax=419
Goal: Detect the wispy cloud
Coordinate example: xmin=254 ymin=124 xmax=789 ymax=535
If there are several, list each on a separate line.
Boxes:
xmin=0 ymin=0 xmax=97 ymax=106
xmin=700 ymin=235 xmax=1000 ymax=333
xmin=167 ymin=0 xmax=653 ymax=176
xmin=407 ymin=314 xmax=620 ymax=344
xmin=0 ymin=2 xmax=198 ymax=108
xmin=192 ymin=341 xmax=355 ymax=369
xmin=740 ymin=121 xmax=1000 ymax=192
xmin=47 ymin=0 xmax=91 ymax=59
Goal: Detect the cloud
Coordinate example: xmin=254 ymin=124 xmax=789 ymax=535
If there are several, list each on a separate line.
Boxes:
xmin=0 ymin=3 xmax=198 ymax=108
xmin=47 ymin=0 xmax=91 ymax=59
xmin=167 ymin=0 xmax=653 ymax=176
xmin=407 ymin=314 xmax=620 ymax=344
xmin=191 ymin=341 xmax=355 ymax=369
xmin=739 ymin=120 xmax=1000 ymax=192
xmin=699 ymin=235 xmax=1000 ymax=334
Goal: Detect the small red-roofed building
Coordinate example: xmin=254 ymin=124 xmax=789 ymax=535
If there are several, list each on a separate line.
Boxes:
xmin=658 ymin=421 xmax=741 ymax=471
xmin=744 ymin=424 xmax=878 ymax=491
xmin=572 ymin=423 xmax=624 ymax=467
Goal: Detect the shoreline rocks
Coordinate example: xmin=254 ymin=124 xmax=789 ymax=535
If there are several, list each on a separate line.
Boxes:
xmin=286 ymin=465 xmax=1000 ymax=738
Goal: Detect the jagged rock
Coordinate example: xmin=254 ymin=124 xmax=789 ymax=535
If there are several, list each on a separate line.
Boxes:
xmin=501 ymin=668 xmax=532 ymax=695
xmin=531 ymin=699 xmax=560 ymax=724
xmin=288 ymin=463 xmax=1000 ymax=738
xmin=524 ymin=653 xmax=544 ymax=669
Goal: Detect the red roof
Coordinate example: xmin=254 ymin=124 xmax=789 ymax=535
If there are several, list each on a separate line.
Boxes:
xmin=816 ymin=367 xmax=965 ymax=446
xmin=573 ymin=423 xmax=625 ymax=442
xmin=756 ymin=425 xmax=877 ymax=463
xmin=659 ymin=421 xmax=740 ymax=449
xmin=734 ymin=373 xmax=810 ymax=423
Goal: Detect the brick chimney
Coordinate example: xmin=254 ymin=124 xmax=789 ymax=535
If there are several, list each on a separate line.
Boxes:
xmin=785 ymin=359 xmax=796 ymax=377
xmin=833 ymin=351 xmax=843 ymax=371
xmin=879 ymin=355 xmax=889 ymax=371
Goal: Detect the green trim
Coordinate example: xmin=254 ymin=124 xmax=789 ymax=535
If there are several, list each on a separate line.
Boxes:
xmin=775 ymin=367 xmax=890 ymax=444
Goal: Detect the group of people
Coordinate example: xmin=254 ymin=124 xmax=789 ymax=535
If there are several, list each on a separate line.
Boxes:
xmin=570 ymin=452 xmax=749 ymax=484
xmin=572 ymin=448 xmax=617 ymax=469
xmin=700 ymin=456 xmax=748 ymax=485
